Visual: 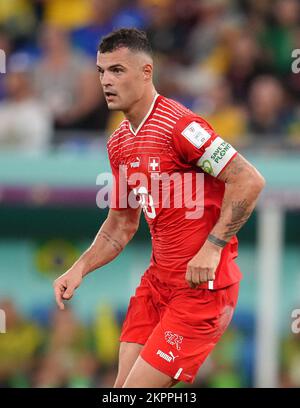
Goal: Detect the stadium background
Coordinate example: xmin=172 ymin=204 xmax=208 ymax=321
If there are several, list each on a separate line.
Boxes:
xmin=0 ymin=0 xmax=299 ymax=388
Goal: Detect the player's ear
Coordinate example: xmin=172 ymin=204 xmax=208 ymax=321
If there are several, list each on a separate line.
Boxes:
xmin=143 ymin=63 xmax=153 ymax=81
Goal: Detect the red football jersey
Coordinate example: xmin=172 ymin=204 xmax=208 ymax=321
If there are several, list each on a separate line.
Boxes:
xmin=107 ymin=94 xmax=242 ymax=289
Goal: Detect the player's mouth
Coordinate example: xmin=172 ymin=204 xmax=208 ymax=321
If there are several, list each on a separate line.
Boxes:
xmin=105 ymin=91 xmax=117 ymax=101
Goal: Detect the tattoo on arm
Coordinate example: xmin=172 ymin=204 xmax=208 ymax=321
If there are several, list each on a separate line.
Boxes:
xmin=100 ymin=231 xmax=123 ymax=252
xmin=208 ymin=234 xmax=228 ymax=248
xmin=223 ymin=199 xmax=251 ymax=240
xmin=218 ymin=154 xmax=250 ymax=183
xmin=213 ymin=154 xmax=263 ymax=244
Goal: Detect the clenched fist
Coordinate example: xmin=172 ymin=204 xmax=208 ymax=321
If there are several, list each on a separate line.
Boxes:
xmin=185 ymin=240 xmax=222 ymax=288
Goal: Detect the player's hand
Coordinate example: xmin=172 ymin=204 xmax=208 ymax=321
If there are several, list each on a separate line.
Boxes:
xmin=185 ymin=241 xmax=222 ymax=289
xmin=53 ymin=267 xmax=83 ymax=310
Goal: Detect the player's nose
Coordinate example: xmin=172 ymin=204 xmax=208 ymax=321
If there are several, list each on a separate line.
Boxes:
xmin=101 ymin=71 xmax=113 ymax=87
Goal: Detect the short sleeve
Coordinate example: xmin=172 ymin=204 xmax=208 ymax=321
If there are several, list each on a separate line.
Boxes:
xmin=173 ymin=115 xmax=238 ymax=177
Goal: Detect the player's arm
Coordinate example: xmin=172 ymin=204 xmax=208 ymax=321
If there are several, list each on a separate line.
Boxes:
xmin=173 ymin=116 xmax=265 ymax=288
xmin=186 ymin=153 xmax=265 ymax=288
xmin=53 ymin=207 xmax=141 ymax=310
xmin=209 ymin=153 xmax=265 ymax=246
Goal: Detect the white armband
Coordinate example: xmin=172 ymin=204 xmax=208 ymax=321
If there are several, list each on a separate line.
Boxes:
xmin=196 ymin=137 xmax=237 ymax=176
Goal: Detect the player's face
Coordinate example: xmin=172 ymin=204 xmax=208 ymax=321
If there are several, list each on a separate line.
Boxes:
xmin=96 ymin=47 xmax=152 ymax=112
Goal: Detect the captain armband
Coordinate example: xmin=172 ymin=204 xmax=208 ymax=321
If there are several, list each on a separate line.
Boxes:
xmin=196 ymin=137 xmax=237 ymax=177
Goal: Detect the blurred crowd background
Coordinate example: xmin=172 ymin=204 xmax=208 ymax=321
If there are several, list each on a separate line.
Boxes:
xmin=0 ymin=0 xmax=299 ymax=151
xmin=0 ymin=0 xmax=300 ymax=389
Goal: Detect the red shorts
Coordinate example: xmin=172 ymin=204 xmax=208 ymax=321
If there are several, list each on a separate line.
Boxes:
xmin=120 ymin=271 xmax=239 ymax=383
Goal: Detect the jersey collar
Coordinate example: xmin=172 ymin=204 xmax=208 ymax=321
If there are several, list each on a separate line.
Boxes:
xmin=128 ymin=93 xmax=160 ymax=136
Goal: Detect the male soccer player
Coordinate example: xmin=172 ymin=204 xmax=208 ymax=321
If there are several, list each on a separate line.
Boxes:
xmin=53 ymin=28 xmax=265 ymax=388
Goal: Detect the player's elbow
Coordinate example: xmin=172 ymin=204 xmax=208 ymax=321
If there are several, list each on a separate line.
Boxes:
xmin=246 ymin=169 xmax=266 ymax=197
xmin=256 ymin=173 xmax=266 ymax=192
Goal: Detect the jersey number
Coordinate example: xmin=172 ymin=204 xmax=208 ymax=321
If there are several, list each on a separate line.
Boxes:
xmin=133 ymin=186 xmax=156 ymax=219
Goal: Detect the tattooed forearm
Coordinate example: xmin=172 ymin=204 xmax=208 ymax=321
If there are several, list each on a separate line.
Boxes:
xmin=207 ymin=153 xmax=265 ymax=248
xmin=100 ymin=231 xmax=123 ymax=253
xmin=208 ymin=200 xmax=252 ymax=245
xmin=223 ymin=199 xmax=252 ymax=240
xmin=208 ymin=234 xmax=228 ymax=247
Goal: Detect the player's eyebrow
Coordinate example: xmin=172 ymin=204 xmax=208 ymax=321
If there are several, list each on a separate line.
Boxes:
xmin=97 ymin=64 xmax=125 ymax=72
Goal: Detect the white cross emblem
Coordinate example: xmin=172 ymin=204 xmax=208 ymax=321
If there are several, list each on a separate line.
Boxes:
xmin=150 ymin=159 xmax=159 ymax=170
xmin=148 ymin=157 xmax=160 ymax=172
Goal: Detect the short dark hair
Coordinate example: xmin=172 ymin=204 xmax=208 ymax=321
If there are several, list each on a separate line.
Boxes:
xmin=98 ymin=28 xmax=153 ymax=56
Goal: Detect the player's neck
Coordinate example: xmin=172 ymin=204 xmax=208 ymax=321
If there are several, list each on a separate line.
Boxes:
xmin=125 ymin=88 xmax=158 ymax=133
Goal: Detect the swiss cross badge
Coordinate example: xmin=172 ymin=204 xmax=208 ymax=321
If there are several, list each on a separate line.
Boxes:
xmin=148 ymin=157 xmax=160 ymax=173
